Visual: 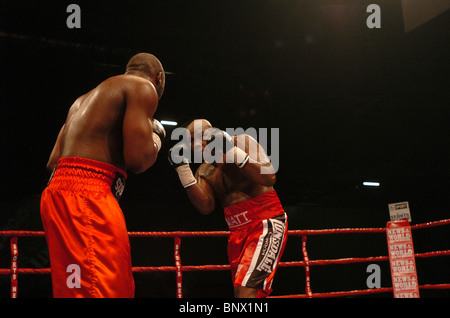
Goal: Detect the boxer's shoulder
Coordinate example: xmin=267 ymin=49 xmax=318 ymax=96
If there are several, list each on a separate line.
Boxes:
xmin=99 ymin=74 xmax=148 ymax=88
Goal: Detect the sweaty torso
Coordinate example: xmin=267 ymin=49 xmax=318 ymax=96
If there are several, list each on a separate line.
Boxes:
xmin=197 ymin=162 xmax=273 ymax=207
xmin=59 ymin=75 xmax=142 ymax=170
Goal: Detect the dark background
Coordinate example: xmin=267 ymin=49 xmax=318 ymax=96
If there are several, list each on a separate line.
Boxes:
xmin=0 ymin=0 xmax=449 ymax=298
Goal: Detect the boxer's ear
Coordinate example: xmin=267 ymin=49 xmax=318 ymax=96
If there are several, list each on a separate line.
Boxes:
xmin=156 ymin=72 xmax=163 ymax=84
xmin=155 ymin=71 xmax=165 ymax=98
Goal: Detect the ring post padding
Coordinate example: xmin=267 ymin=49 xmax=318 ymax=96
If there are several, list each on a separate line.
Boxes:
xmin=10 ymin=237 xmax=18 ymax=298
xmin=174 ymin=237 xmax=182 ymax=298
xmin=386 ymin=219 xmax=420 ymax=298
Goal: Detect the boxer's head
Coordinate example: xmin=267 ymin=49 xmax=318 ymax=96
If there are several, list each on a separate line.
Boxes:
xmin=186 ymin=119 xmax=212 ymax=157
xmin=125 ymin=53 xmax=165 ymax=99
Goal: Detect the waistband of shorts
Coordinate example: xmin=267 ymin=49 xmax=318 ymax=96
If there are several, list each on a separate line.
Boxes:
xmin=223 ymin=190 xmax=284 ymax=230
xmin=47 ymin=157 xmax=127 ymax=200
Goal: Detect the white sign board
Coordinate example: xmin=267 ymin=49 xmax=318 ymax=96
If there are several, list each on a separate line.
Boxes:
xmin=388 ymin=201 xmax=411 ymax=222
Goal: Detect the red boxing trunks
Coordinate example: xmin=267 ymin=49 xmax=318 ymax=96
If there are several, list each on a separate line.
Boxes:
xmin=224 ymin=190 xmax=288 ymax=298
xmin=40 ymin=157 xmax=134 ymax=298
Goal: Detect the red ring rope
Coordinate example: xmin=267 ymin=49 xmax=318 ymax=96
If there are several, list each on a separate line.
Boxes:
xmin=1 ymin=218 xmax=449 ymax=298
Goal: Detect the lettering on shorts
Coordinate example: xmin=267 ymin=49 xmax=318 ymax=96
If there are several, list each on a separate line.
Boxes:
xmin=112 ymin=172 xmax=126 ymax=202
xmin=225 ymin=211 xmax=251 ymax=229
xmin=256 ymin=219 xmax=285 ymax=273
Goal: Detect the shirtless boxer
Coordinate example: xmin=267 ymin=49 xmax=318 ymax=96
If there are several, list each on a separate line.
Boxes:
xmin=169 ymin=119 xmax=287 ymax=298
xmin=40 ymin=53 xmax=166 ymax=297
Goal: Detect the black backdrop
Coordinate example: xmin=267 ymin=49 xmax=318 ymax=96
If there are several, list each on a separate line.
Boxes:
xmin=1 ymin=1 xmax=449 ymax=299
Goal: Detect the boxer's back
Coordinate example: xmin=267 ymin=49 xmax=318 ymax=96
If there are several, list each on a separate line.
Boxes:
xmin=60 ymin=75 xmax=142 ymax=170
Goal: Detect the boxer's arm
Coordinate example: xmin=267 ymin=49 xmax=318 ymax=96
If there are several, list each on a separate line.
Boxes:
xmin=237 ymin=154 xmax=276 ymax=187
xmin=123 ymin=81 xmax=160 ymax=174
xmin=169 ymin=147 xmax=216 ymax=215
xmin=230 ymin=135 xmax=276 ymax=187
xmin=185 ymin=167 xmax=216 ymax=215
xmin=46 ymin=125 xmax=65 ymax=172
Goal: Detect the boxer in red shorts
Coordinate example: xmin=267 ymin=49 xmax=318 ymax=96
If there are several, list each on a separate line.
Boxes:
xmin=41 ymin=53 xmax=166 ymax=297
xmin=169 ymin=119 xmax=287 ymax=298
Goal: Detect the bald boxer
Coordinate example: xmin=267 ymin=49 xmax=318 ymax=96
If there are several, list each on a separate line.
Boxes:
xmin=169 ymin=119 xmax=287 ymax=298
xmin=40 ymin=53 xmax=166 ymax=298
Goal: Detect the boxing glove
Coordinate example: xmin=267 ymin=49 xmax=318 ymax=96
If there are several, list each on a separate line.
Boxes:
xmin=151 ymin=118 xmax=166 ymax=152
xmin=205 ymin=129 xmax=235 ymax=155
xmin=205 ymin=129 xmax=249 ymax=167
xmin=168 ymin=142 xmax=190 ymax=168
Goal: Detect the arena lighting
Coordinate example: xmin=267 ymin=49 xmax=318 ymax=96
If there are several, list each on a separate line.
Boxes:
xmin=363 ymin=181 xmax=380 ymax=187
xmin=160 ymin=120 xmax=178 ymax=126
